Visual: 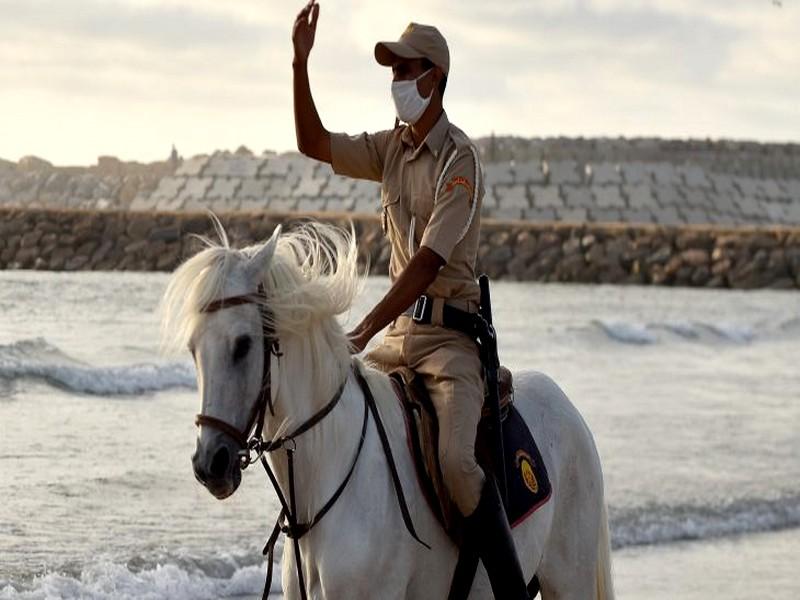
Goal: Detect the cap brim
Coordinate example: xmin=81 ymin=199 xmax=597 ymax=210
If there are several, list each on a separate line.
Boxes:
xmin=374 ymin=41 xmax=425 ymax=66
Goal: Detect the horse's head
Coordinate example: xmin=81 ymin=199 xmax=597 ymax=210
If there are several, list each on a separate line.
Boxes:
xmin=161 ymin=222 xmax=281 ymax=499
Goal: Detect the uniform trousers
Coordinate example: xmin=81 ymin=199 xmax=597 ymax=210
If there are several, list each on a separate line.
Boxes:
xmin=366 ymin=313 xmax=485 ymax=516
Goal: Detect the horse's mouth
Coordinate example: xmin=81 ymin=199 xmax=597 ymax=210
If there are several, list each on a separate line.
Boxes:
xmin=200 ymin=467 xmax=242 ymax=500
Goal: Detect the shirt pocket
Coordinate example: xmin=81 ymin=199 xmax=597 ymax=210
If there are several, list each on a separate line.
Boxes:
xmin=380 ymin=187 xmax=401 ymax=237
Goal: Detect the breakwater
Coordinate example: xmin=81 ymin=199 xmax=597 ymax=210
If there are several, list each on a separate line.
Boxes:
xmin=1 ymin=208 xmax=798 ymax=289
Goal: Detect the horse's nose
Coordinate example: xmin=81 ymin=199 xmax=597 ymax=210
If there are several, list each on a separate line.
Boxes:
xmin=209 ymin=445 xmax=231 ymax=480
xmin=192 ymin=449 xmax=208 ymax=484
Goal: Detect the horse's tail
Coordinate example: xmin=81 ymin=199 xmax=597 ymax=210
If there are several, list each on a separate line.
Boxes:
xmin=595 ymin=499 xmax=615 ymax=600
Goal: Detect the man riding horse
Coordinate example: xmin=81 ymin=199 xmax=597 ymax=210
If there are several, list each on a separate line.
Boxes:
xmin=292 ymin=2 xmax=529 ymax=598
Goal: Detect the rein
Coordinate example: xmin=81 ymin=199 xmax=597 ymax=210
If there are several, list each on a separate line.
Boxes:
xmin=194 ymin=287 xmax=428 ymax=600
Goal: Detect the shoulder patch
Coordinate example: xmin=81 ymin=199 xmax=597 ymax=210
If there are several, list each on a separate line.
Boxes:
xmin=445 ymin=174 xmax=474 ymax=197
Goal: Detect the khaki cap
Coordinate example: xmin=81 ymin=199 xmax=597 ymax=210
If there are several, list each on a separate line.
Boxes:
xmin=374 ymin=22 xmax=450 ymax=76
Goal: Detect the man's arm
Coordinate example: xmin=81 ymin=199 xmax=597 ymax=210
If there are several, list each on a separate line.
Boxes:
xmin=292 ymin=1 xmax=331 ymax=163
xmin=348 ymin=247 xmax=445 ymax=353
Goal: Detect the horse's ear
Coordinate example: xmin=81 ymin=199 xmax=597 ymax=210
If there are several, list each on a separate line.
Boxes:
xmin=244 ymin=225 xmax=282 ymax=285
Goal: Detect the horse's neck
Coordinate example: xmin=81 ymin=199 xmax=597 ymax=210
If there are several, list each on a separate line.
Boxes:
xmin=263 ymin=327 xmax=363 ymax=521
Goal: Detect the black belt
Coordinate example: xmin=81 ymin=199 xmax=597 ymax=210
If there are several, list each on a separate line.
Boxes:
xmin=403 ymin=295 xmax=479 ymax=339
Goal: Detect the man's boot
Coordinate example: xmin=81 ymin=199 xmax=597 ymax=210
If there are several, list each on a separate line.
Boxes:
xmin=465 ymin=477 xmax=530 ymax=600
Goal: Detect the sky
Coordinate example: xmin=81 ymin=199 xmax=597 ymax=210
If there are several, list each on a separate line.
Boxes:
xmin=0 ymin=0 xmax=798 ymax=166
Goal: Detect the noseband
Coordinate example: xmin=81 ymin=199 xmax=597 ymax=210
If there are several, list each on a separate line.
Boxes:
xmin=194 ymin=283 xmax=280 ymax=465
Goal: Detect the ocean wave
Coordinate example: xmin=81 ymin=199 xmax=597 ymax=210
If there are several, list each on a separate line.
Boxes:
xmin=0 ymin=560 xmax=279 ymax=600
xmin=0 ymin=338 xmax=195 ymax=396
xmin=611 ymin=494 xmax=800 ymax=549
xmin=590 ymin=317 xmax=800 ymax=346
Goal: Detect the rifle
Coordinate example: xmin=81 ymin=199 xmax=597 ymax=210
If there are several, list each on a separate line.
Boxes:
xmin=476 ymin=274 xmax=507 ymax=507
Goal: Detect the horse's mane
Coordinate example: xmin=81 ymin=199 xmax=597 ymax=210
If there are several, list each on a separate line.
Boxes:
xmin=160 ymin=216 xmax=363 ymax=362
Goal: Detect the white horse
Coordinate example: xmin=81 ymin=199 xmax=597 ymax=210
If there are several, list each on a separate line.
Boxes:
xmin=160 ymin=219 xmax=614 ymax=599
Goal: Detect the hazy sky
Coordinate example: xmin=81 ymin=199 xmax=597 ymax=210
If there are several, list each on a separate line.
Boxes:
xmin=1 ymin=0 xmax=797 ymax=165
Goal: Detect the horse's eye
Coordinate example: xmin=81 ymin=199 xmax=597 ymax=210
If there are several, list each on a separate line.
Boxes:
xmin=232 ymin=335 xmax=252 ymax=364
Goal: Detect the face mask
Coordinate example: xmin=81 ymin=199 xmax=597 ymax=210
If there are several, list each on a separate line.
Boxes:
xmin=391 ymin=68 xmax=433 ymax=125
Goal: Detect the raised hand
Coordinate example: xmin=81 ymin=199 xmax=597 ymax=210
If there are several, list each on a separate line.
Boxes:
xmin=292 ymin=0 xmax=320 ymax=65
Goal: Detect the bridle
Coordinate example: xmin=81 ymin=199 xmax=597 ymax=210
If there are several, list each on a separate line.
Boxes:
xmin=194 ymin=283 xmax=280 ymax=466
xmin=193 ymin=283 xmax=428 ymax=600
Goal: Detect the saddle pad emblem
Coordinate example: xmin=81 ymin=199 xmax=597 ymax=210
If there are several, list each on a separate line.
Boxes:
xmin=516 ymin=450 xmax=539 ymax=494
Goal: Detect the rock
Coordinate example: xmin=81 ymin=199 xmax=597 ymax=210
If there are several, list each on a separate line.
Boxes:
xmin=562 ymin=236 xmax=581 ymax=255
xmin=124 ymin=239 xmax=149 ymax=255
xmin=646 ymin=245 xmax=672 ymax=266
xmin=691 ymin=265 xmax=711 ymax=286
xmin=65 ymin=255 xmax=89 ymax=270
xmin=675 ymin=231 xmax=712 ymax=250
xmin=680 ymin=249 xmax=710 ymax=267
xmin=20 ymin=230 xmax=43 ymax=248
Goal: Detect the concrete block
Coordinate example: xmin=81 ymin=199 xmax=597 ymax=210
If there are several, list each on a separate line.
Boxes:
xmin=129 ymin=193 xmax=158 ymax=211
xmin=352 ymin=180 xmax=380 ymax=200
xmin=588 ymin=208 xmax=622 ymax=223
xmin=784 ymin=203 xmax=800 ymax=224
xmin=679 ymin=208 xmax=712 ymax=224
xmin=624 ymin=184 xmax=659 ymax=210
xmin=651 ymin=207 xmax=684 ymax=226
xmin=352 ymin=197 xmax=378 ymax=214
xmin=734 ymin=177 xmax=763 ymax=198
xmin=325 ymin=197 xmax=355 ymax=213
xmin=592 ymin=185 xmax=626 ymax=208
xmin=648 ymin=163 xmax=680 ymax=186
xmin=239 ymin=197 xmax=268 ymax=212
xmin=176 ymin=177 xmax=213 ymax=204
xmin=483 ymin=163 xmax=514 ymax=186
xmin=547 ymin=160 xmax=582 ymax=184
xmin=682 ymin=189 xmax=712 ymax=208
xmin=209 ymin=196 xmax=242 ymax=213
xmin=314 ymin=162 xmax=334 ymax=178
xmin=562 ymin=185 xmax=594 ymax=208
xmin=620 ymin=162 xmax=651 ymax=185
xmin=522 ymin=207 xmax=557 ymax=222
xmin=678 ymin=165 xmax=711 ymax=188
xmin=175 ymin=155 xmax=209 ymax=177
xmin=260 ymin=155 xmax=293 ymax=177
xmin=512 ymin=160 xmax=545 ymax=184
xmin=709 ymin=193 xmax=740 ymax=216
xmin=763 ymin=201 xmax=788 ymax=222
xmin=297 ymin=197 xmax=327 ymax=213
xmin=707 ymin=212 xmax=736 ymax=226
xmin=557 ymin=207 xmax=588 ymax=223
xmin=653 ymin=185 xmax=683 ymax=207
xmin=490 ymin=207 xmax=523 ymax=221
xmin=761 ymin=179 xmax=787 ymax=200
xmin=292 ymin=177 xmax=326 ymax=197
xmin=589 ymin=162 xmax=621 ymax=185
xmin=326 ymin=175 xmax=354 ymax=196
xmin=206 ymin=177 xmax=241 ymax=200
xmin=710 ymin=174 xmax=739 ymax=196
xmin=619 ymin=209 xmax=656 ymax=224
xmin=268 ymin=197 xmax=298 ymax=212
xmin=530 ymin=185 xmax=562 ymax=208
xmin=237 ymin=178 xmax=270 ymax=200
xmin=151 ymin=176 xmax=185 ymax=201
xmin=735 ymin=196 xmax=765 ymax=218
xmin=159 ymin=195 xmax=186 ymax=211
xmin=204 ymin=154 xmax=264 ymax=178
xmin=783 ymin=179 xmax=800 ymax=199
xmin=495 ymin=184 xmax=529 ymax=208
xmin=268 ymin=177 xmax=298 ymax=198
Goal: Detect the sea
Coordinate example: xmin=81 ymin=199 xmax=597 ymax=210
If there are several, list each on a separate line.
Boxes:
xmin=0 ymin=270 xmax=798 ymax=599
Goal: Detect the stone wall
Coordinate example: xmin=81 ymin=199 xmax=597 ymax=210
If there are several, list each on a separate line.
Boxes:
xmin=0 ymin=154 xmax=177 ymax=211
xmin=3 ymin=137 xmax=800 ymax=229
xmin=2 ymin=208 xmax=798 ymax=289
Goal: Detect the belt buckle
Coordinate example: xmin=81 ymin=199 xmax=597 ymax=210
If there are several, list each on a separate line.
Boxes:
xmin=411 ymin=295 xmax=428 ymax=323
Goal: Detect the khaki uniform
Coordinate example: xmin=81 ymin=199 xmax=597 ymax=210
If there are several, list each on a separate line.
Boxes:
xmin=331 ymin=111 xmax=486 ymax=515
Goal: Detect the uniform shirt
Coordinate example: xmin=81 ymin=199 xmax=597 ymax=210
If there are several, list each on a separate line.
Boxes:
xmin=330 ymin=111 xmax=483 ymax=306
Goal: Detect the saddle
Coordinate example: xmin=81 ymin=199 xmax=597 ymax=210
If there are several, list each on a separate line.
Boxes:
xmin=389 ymin=366 xmax=551 ymax=544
